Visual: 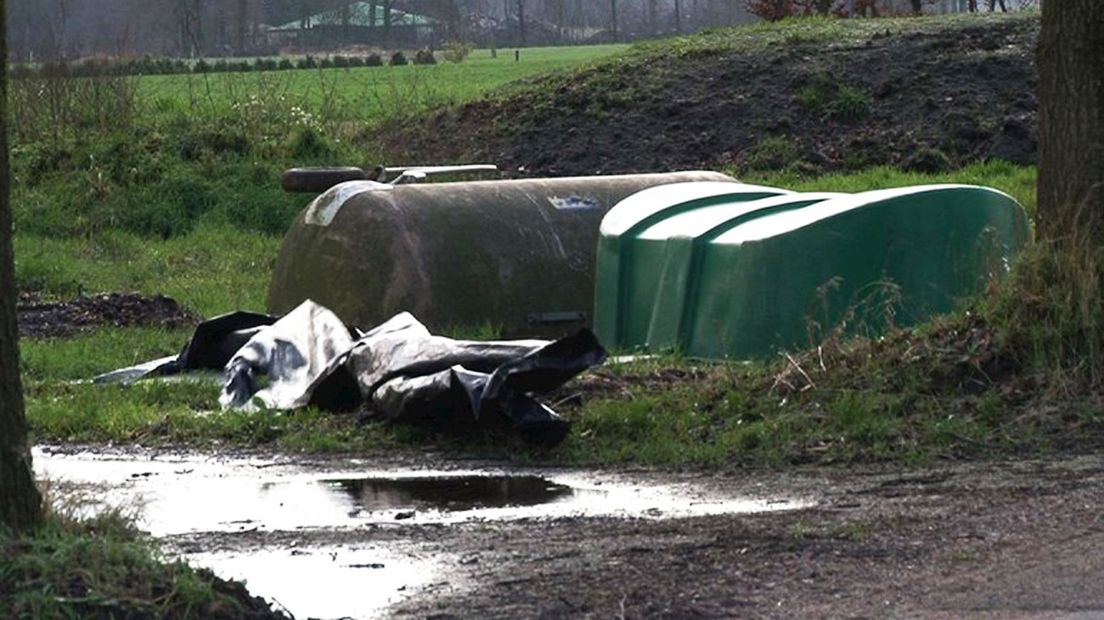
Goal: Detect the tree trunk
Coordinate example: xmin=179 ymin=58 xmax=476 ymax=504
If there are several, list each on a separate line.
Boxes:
xmin=341 ymin=1 xmax=351 ymax=45
xmin=674 ymin=0 xmax=681 ymax=33
xmin=383 ymin=0 xmax=393 ymax=44
xmin=517 ymin=0 xmax=526 ymax=46
xmin=191 ymin=0 xmax=204 ymax=56
xmin=1037 ymin=0 xmax=1104 ymax=241
xmin=610 ymin=0 xmax=618 ymax=41
xmin=445 ymin=0 xmax=461 ymax=40
xmin=648 ymin=0 xmax=657 ymax=36
xmin=235 ymin=0 xmax=248 ymax=55
xmin=0 ymin=0 xmax=43 ymax=535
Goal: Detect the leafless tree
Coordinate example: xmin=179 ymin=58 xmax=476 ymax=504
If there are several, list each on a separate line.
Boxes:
xmin=0 ymin=0 xmax=43 ymax=535
xmin=610 ymin=0 xmax=619 ymax=40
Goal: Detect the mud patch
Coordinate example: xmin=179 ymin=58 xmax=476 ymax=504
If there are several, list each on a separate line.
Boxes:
xmin=35 ymin=447 xmax=1104 ymax=618
xmin=17 ymin=292 xmax=199 ymax=339
xmin=35 ymin=447 xmax=809 ymax=619
xmin=34 ymin=448 xmax=809 ymax=533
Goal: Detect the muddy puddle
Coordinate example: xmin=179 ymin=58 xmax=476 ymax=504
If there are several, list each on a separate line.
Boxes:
xmin=35 ymin=446 xmax=812 ymax=619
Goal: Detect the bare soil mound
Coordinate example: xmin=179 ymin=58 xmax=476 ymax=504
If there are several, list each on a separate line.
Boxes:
xmin=17 ymin=292 xmax=199 ymax=339
xmin=380 ymin=14 xmax=1038 ymax=177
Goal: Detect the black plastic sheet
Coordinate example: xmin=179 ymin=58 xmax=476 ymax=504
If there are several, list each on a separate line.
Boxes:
xmin=96 ymin=301 xmax=607 ymax=447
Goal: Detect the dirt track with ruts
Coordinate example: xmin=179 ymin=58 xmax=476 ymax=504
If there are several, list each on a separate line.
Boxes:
xmin=387 ymin=456 xmax=1104 ymax=619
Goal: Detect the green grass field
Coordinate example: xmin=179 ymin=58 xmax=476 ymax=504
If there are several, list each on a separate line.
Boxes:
xmin=140 ymin=45 xmax=629 ymax=120
xmin=17 ymin=162 xmax=1042 ymax=465
xmin=8 ymin=44 xmax=630 ymax=246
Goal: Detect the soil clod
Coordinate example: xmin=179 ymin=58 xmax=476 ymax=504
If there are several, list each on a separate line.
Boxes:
xmin=17 ymin=292 xmax=199 ymax=339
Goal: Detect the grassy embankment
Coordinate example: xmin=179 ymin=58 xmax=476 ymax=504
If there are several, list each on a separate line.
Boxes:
xmin=19 ymin=16 xmax=1097 ymax=468
xmin=13 ymin=44 xmax=628 ymax=313
xmin=21 ymin=161 xmax=1042 ymax=464
xmin=0 ymin=504 xmax=279 ymax=618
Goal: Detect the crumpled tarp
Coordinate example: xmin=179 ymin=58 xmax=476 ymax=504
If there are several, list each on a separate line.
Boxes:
xmin=96 ymin=300 xmax=607 ymax=448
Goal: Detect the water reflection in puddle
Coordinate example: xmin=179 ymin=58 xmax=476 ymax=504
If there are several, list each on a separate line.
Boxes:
xmin=35 ymin=450 xmax=810 ymax=535
xmin=330 ymin=475 xmax=574 ymax=512
xmin=186 ymin=546 xmax=442 ymax=620
xmin=35 ymin=447 xmax=812 ymax=619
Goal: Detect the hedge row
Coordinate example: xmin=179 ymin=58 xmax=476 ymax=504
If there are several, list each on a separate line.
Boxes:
xmin=11 ymin=51 xmax=438 ymax=80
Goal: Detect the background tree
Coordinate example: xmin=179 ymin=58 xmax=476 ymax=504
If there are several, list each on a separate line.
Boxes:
xmin=1036 ymin=0 xmax=1104 ymax=241
xmin=610 ymin=0 xmax=618 ymax=41
xmin=0 ymin=0 xmax=43 ymax=535
xmin=517 ymin=0 xmax=526 ymax=45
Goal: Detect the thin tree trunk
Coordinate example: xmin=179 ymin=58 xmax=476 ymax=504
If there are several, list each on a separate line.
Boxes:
xmin=341 ymin=1 xmax=351 ymax=45
xmin=0 ymin=0 xmax=42 ymax=535
xmin=369 ymin=0 xmax=377 ymax=41
xmin=517 ymin=0 xmax=526 ymax=45
xmin=610 ymin=0 xmax=618 ymax=41
xmin=191 ymin=0 xmax=204 ymax=55
xmin=383 ymin=0 xmax=393 ymax=44
xmin=1037 ymin=0 xmax=1104 ymax=240
xmin=236 ymin=0 xmax=248 ymax=55
xmin=674 ymin=0 xmax=681 ymax=33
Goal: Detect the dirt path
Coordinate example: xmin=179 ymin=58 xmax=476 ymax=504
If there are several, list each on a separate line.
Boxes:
xmin=390 ymin=457 xmax=1104 ymax=619
xmin=39 ymin=448 xmax=1104 ymax=619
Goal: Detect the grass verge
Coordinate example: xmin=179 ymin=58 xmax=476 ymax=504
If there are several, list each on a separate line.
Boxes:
xmin=0 ymin=509 xmax=282 ymax=619
xmin=24 ymin=163 xmax=1098 ymax=468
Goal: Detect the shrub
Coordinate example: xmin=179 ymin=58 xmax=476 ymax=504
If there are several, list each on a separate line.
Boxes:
xmin=155 ymin=58 xmax=177 ymax=74
xmin=390 ymin=51 xmax=408 ymax=66
xmin=745 ymin=136 xmax=799 ymax=170
xmin=797 ymin=75 xmax=871 ymax=121
xmin=298 ymin=55 xmax=317 ymax=70
xmin=413 ymin=49 xmax=437 ymax=65
xmin=747 ymin=0 xmax=864 ymax=19
xmin=319 ymin=56 xmax=335 ymax=69
xmin=903 ymin=148 xmax=953 ymax=173
xmin=365 ymin=53 xmax=384 ymax=67
xmin=830 ymin=84 xmax=872 ymax=120
xmin=288 ymin=125 xmax=334 ymax=159
xmin=277 ymin=58 xmax=294 ymax=71
xmin=442 ymin=40 xmax=473 ymax=63
xmin=746 ymin=0 xmax=795 ymax=20
xmin=193 ymin=59 xmax=211 ymax=73
xmin=332 ymin=55 xmax=350 ymax=69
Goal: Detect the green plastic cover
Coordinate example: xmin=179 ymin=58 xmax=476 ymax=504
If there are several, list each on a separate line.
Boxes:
xmin=594 ymin=184 xmax=1032 ymax=360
